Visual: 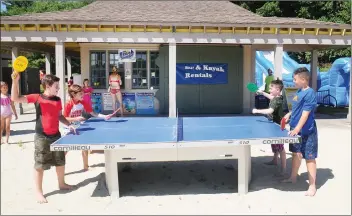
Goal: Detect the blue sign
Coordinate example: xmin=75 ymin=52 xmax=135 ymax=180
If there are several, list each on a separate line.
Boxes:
xmin=136 ymin=93 xmax=155 ymax=115
xmin=176 ymin=63 xmax=228 ymax=85
xmin=118 ymin=49 xmax=136 ymax=62
xmin=122 ymin=92 xmax=136 ymax=114
xmin=91 ymin=93 xmax=102 ymax=113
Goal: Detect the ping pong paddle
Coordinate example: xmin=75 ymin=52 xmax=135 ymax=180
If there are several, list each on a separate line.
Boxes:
xmin=105 ymin=108 xmax=120 ymax=120
xmin=280 ymin=118 xmax=286 ymax=130
xmin=246 ymin=82 xmax=259 ymax=93
xmin=12 ymin=56 xmax=28 ymax=79
xmin=111 ymin=108 xmax=120 ymax=116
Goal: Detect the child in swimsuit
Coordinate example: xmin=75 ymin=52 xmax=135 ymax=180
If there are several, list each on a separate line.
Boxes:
xmin=1 ymin=81 xmax=18 ymax=144
xmin=63 ymin=84 xmax=116 ymax=170
xmin=83 ymin=78 xmax=93 ymax=108
xmin=108 ymin=66 xmax=124 ymax=117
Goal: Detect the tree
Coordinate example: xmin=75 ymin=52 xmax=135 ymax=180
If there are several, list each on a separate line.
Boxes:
xmin=1 ymin=1 xmax=92 ymax=72
xmin=1 ymin=0 xmax=94 ymax=16
xmin=234 ymin=1 xmax=351 ymax=65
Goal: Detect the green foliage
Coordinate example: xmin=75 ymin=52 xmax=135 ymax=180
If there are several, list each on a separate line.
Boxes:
xmin=256 ymin=1 xmax=282 ymax=17
xmin=1 ymin=0 xmax=86 ymax=74
xmin=1 ymin=0 xmax=94 ymax=16
xmin=234 ymin=1 xmax=351 ymax=64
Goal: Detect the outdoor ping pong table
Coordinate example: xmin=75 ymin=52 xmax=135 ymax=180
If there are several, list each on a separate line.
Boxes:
xmin=51 ymin=116 xmax=300 ymax=198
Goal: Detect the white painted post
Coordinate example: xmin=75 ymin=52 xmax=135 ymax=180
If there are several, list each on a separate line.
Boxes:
xmin=66 ymin=56 xmax=72 ymax=80
xmin=104 ymin=151 xmax=120 ymax=199
xmin=348 ymin=64 xmax=351 ymax=123
xmin=310 ymin=50 xmax=318 ymax=91
xmin=169 ymin=43 xmax=177 ymax=118
xmin=242 ymin=45 xmax=252 ymax=114
xmin=45 ymin=53 xmax=51 ymax=74
xmin=55 ymin=42 xmax=66 ymax=106
xmin=250 ymin=48 xmax=256 ymax=110
xmin=12 ymin=47 xmax=23 ymax=114
xmin=274 ymin=44 xmax=283 ymax=80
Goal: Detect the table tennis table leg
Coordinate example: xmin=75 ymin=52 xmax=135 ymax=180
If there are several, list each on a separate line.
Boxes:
xmin=104 ymin=150 xmax=120 ymax=199
xmin=238 ymin=145 xmax=252 ymax=195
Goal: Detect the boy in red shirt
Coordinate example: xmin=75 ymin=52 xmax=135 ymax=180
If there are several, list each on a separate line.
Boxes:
xmin=11 ymin=73 xmax=76 ymax=204
xmin=63 ymin=84 xmax=116 ymax=170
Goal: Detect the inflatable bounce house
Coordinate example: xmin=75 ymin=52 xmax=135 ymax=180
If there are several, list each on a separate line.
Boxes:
xmin=255 ymin=51 xmax=351 ymax=107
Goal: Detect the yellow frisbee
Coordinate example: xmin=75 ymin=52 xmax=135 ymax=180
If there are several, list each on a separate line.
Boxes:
xmin=13 ymin=56 xmax=28 ymax=72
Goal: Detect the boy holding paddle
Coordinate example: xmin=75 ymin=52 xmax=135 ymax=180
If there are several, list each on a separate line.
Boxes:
xmin=281 ymin=67 xmax=318 ymax=197
xmin=252 ymin=79 xmax=287 ymax=176
xmin=11 ymin=72 xmax=76 ymax=204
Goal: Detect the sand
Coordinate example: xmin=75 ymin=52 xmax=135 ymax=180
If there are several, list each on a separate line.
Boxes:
xmin=1 ymin=112 xmax=351 ymax=215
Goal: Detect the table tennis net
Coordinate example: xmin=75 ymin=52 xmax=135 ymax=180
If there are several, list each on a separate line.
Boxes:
xmin=175 ymin=108 xmax=183 ymax=142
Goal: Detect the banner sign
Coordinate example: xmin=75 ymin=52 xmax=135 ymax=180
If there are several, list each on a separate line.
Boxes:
xmin=103 ymin=93 xmax=113 ymax=111
xmin=122 ymin=92 xmax=136 ymax=114
xmin=118 ymin=49 xmax=136 ymax=62
xmin=176 ymin=63 xmax=228 ymax=85
xmin=136 ymin=92 xmax=155 ymax=115
xmin=91 ymin=93 xmax=102 ymax=113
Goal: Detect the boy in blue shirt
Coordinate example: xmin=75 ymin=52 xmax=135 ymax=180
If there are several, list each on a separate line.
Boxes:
xmin=282 ymin=67 xmax=318 ymax=197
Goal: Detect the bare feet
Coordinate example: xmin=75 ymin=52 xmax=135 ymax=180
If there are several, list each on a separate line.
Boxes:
xmin=36 ymin=192 xmax=48 ymax=204
xmin=59 ymin=183 xmax=74 ymax=190
xmin=305 ymin=185 xmax=317 ymax=197
xmin=83 ymin=166 xmax=89 ymax=171
xmin=281 ymin=177 xmax=297 ymax=183
xmin=264 ymin=160 xmax=277 ymax=166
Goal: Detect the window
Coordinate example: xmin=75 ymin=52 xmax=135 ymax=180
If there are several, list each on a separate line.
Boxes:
xmin=132 ymin=51 xmax=147 ymax=89
xmin=150 ymin=51 xmax=160 ymax=89
xmin=108 ymin=51 xmax=125 ymax=89
xmin=90 ymin=50 xmax=160 ymax=90
xmin=90 ymin=51 xmax=106 ymax=89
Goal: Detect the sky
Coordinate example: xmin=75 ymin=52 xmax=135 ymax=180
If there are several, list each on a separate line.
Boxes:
xmin=1 ymin=2 xmax=6 ymax=12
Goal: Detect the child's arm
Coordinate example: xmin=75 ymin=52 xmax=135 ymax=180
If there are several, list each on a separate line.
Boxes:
xmin=83 ymin=100 xmax=118 ymax=119
xmin=10 ymin=100 xmax=18 ymax=120
xmin=89 ymin=108 xmax=120 ymax=119
xmin=118 ymin=75 xmax=122 ymax=86
xmin=59 ymin=112 xmax=76 ymax=134
xmin=284 ymin=112 xmax=291 ymax=121
xmin=11 ymin=73 xmax=29 ymax=103
xmin=59 ymin=113 xmax=71 ymax=126
xmin=65 ymin=116 xmax=85 ymax=123
xmin=253 ymin=108 xmax=274 ymax=115
xmin=257 ymin=90 xmax=274 ymax=100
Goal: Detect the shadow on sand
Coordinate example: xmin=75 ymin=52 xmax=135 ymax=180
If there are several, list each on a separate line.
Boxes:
xmin=45 ymin=155 xmax=334 ymax=198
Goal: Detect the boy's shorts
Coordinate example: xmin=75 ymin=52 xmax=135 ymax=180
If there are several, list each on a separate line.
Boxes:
xmin=289 ymin=126 xmax=318 ymax=160
xmin=34 ymin=133 xmax=65 ymax=170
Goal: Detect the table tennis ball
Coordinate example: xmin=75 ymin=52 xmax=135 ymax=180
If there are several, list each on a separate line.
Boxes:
xmin=150 ymin=87 xmax=154 ymax=90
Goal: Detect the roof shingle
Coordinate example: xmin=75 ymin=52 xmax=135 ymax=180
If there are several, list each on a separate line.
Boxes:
xmin=1 ymin=1 xmax=351 ymax=29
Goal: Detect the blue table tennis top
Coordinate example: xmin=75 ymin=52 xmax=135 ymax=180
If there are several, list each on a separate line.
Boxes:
xmin=53 ymin=116 xmax=292 ymax=145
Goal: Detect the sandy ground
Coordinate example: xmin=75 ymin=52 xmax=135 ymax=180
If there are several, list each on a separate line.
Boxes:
xmin=1 ymin=111 xmax=351 ymax=215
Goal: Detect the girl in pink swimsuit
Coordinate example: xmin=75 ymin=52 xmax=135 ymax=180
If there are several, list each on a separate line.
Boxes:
xmin=1 ymin=81 xmax=18 ymax=144
xmin=83 ymin=79 xmax=93 ymax=108
xmin=108 ymin=66 xmax=124 ymax=117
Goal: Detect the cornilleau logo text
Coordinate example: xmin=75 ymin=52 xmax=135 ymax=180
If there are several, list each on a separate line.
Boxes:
xmin=53 ymin=146 xmax=91 ymax=151
xmin=262 ymin=138 xmax=300 ymax=144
